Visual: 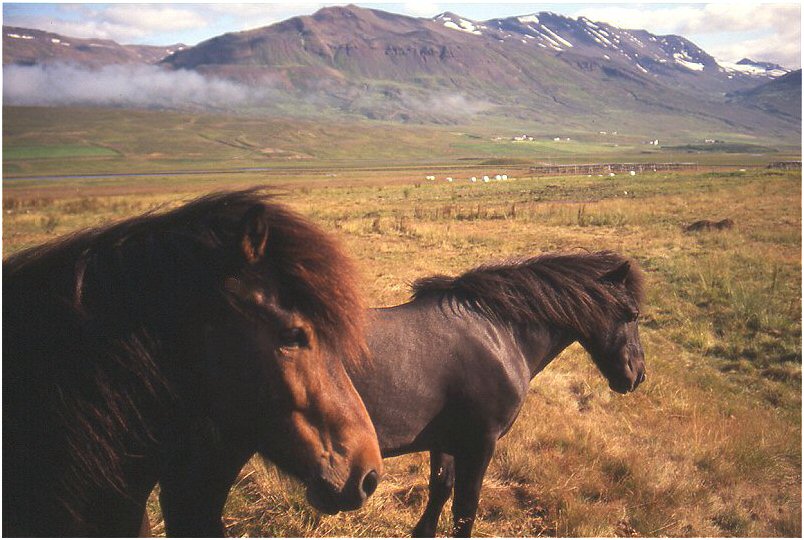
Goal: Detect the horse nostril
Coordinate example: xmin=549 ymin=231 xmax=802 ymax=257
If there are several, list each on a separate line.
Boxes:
xmin=361 ymin=470 xmax=379 ymax=498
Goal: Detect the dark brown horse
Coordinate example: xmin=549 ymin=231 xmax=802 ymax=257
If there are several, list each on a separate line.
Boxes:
xmin=156 ymin=251 xmax=646 ymax=537
xmin=353 ymin=251 xmax=646 ymax=537
xmin=3 ymin=190 xmax=382 ymax=536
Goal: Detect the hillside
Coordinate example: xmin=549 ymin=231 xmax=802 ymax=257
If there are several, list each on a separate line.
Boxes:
xmin=158 ymin=5 xmax=797 ymax=134
xmin=730 ymin=69 xmax=802 ymax=120
xmin=3 ymin=26 xmax=183 ymax=67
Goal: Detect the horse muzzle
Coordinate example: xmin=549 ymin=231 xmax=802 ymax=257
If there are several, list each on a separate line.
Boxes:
xmin=609 ymin=359 xmax=646 ymax=394
xmin=306 ymin=468 xmax=380 ymax=514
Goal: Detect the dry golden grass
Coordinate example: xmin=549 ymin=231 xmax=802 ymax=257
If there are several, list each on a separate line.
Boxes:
xmin=3 ymin=168 xmax=800 ymax=537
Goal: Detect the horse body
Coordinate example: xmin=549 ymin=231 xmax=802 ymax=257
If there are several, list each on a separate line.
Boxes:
xmin=350 ymin=252 xmax=646 ymax=537
xmin=362 ymin=299 xmax=540 ymax=457
xmin=4 ymin=190 xmax=382 ymax=536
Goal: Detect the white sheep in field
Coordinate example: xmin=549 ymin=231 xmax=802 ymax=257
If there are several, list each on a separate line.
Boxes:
xmin=483 ymin=175 xmax=490 ymax=182
xmin=470 ymin=177 xmax=477 ymax=182
xmin=609 ymin=172 xmax=616 ymax=177
xmin=501 ymin=174 xmax=508 ymax=180
xmin=446 ymin=177 xmax=453 ymax=182
xmin=495 ymin=175 xmax=502 ymax=180
xmin=629 ymin=171 xmax=636 ymax=176
xmin=425 ymin=175 xmax=436 ymax=180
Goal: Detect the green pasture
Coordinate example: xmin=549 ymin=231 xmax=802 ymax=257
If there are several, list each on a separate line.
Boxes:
xmin=3 ymin=106 xmax=800 ymax=179
xmin=4 ymin=144 xmax=120 ymax=160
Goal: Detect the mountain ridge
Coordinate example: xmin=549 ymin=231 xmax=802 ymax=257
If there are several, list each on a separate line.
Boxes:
xmin=2 ymin=5 xmax=799 ymax=138
xmin=3 ymin=25 xmax=184 ymax=67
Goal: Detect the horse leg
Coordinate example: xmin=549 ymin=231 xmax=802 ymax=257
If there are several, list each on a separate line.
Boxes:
xmin=451 ymin=440 xmax=496 ymax=538
xmin=160 ymin=447 xmax=250 ymax=537
xmin=412 ymin=451 xmax=455 ymax=537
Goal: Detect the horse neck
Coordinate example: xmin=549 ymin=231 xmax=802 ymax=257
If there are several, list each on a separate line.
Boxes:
xmin=512 ymin=321 xmax=577 ymax=380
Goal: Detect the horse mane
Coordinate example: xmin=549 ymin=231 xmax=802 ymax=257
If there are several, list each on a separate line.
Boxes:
xmin=410 ymin=251 xmax=645 ymax=336
xmin=3 ymin=188 xmax=366 ymax=522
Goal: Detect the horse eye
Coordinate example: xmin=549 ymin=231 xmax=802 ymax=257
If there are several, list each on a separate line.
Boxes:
xmin=278 ymin=327 xmax=309 ymax=349
xmin=628 ymin=309 xmax=639 ymax=322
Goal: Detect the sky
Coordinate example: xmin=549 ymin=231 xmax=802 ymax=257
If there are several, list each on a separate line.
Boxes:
xmin=2 ymin=2 xmax=801 ymax=68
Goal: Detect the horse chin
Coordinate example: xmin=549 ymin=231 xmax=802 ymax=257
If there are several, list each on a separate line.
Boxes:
xmin=305 ymin=488 xmax=342 ymax=515
xmin=305 ymin=476 xmax=364 ymax=515
xmin=608 ymin=377 xmax=634 ymax=394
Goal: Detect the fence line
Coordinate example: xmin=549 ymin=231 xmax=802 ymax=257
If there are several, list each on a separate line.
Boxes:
xmin=528 ymin=162 xmax=699 ymax=176
xmin=767 ymin=161 xmax=802 ymax=170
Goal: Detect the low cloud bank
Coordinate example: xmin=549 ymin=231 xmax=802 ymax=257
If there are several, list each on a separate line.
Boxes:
xmin=3 ymin=63 xmax=268 ymax=108
xmin=3 ymin=62 xmax=493 ymax=123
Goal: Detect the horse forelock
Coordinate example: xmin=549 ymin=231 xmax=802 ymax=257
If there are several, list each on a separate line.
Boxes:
xmin=258 ymin=201 xmax=368 ymax=367
xmin=7 ymin=189 xmax=367 ymax=362
xmin=411 ymin=251 xmax=644 ymax=337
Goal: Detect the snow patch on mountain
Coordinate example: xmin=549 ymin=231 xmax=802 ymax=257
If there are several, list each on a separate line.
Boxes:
xmin=718 ymin=59 xmax=790 ymax=78
xmin=540 ymin=25 xmax=573 ymax=48
xmin=438 ymin=14 xmax=483 ymax=35
xmin=675 ymin=57 xmax=705 ymax=71
xmin=518 ymin=15 xmax=539 ymax=25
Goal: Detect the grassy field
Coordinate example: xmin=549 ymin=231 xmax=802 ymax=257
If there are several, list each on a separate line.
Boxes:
xmin=3 ymin=161 xmax=800 ymax=536
xmin=4 ymin=106 xmax=801 ymax=179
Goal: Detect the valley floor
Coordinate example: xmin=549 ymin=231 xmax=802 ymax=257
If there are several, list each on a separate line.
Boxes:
xmin=3 ymin=167 xmax=801 ymax=537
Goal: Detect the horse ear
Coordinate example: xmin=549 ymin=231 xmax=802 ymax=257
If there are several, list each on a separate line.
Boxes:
xmin=601 ymin=261 xmax=630 ymax=285
xmin=240 ymin=205 xmax=269 ymax=264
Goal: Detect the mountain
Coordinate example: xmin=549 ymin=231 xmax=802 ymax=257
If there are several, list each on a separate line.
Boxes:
xmin=434 ymin=12 xmax=789 ymax=92
xmin=3 ymin=6 xmax=799 ymax=138
xmin=734 ymin=57 xmax=790 ymax=76
xmin=730 ymin=69 xmax=802 ymax=120
xmin=158 ymin=5 xmax=796 ymax=134
xmin=3 ymin=26 xmax=184 ymax=67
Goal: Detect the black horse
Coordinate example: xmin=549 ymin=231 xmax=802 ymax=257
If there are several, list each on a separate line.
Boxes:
xmin=3 ymin=190 xmax=382 ymax=536
xmin=352 ymin=251 xmax=646 ymax=537
xmin=155 ymin=250 xmax=646 ymax=537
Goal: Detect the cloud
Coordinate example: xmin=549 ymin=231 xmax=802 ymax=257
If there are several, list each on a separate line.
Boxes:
xmin=3 ymin=63 xmax=273 ymax=109
xmin=574 ymin=4 xmax=798 ymax=35
xmin=707 ymin=33 xmax=801 ymax=68
xmin=402 ymin=2 xmax=442 ymax=18
xmin=203 ymin=3 xmax=326 ymax=31
xmin=4 ymin=5 xmax=211 ymax=43
xmin=101 ymin=5 xmax=209 ymax=34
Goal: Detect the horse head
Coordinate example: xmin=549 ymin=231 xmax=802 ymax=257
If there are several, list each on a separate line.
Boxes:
xmin=187 ymin=197 xmax=383 ymax=514
xmin=579 ymin=260 xmax=646 ymax=394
